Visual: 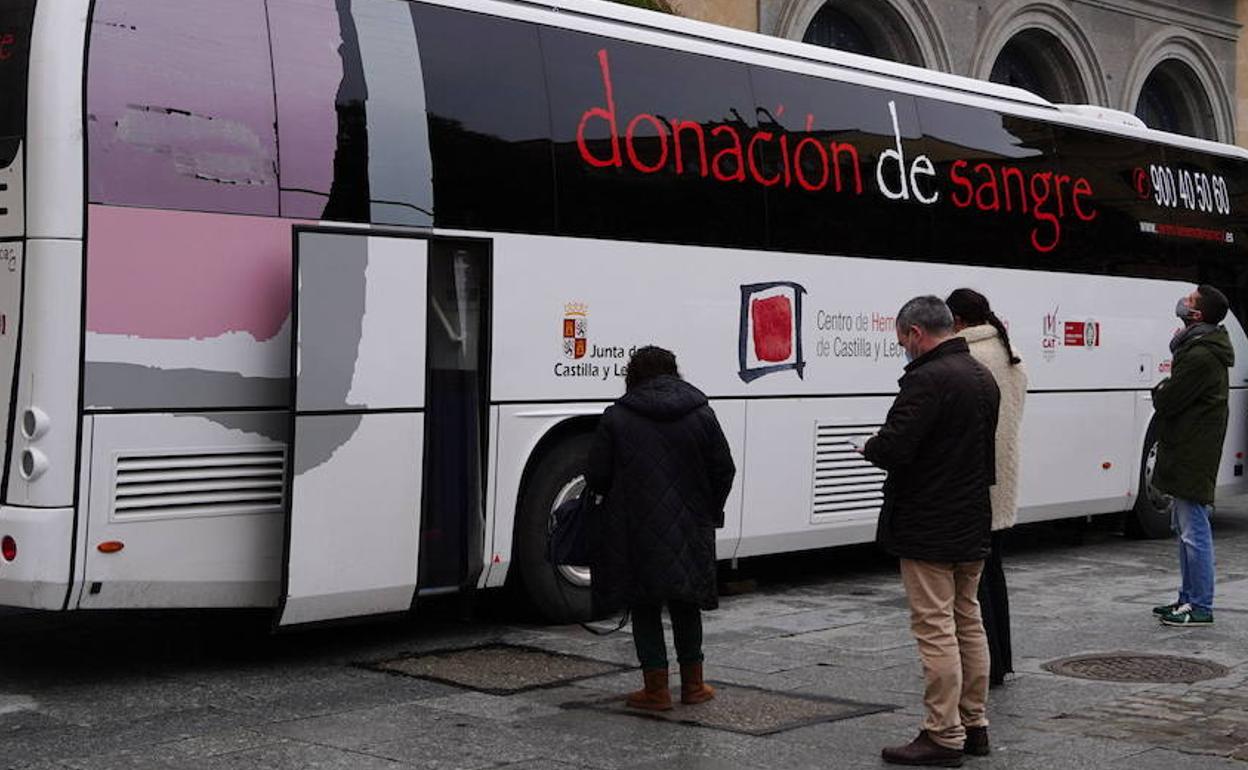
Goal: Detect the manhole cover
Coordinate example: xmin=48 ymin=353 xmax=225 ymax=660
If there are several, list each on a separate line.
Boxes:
xmin=569 ymin=683 xmax=894 ymax=736
xmin=1043 ymin=653 xmax=1229 ymax=683
xmin=366 ymin=643 xmax=629 ymax=694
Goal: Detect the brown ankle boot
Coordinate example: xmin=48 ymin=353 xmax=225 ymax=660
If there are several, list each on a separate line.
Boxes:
xmin=881 ymin=731 xmax=963 ymax=767
xmin=679 ymin=662 xmax=715 ymax=705
xmin=626 ymin=668 xmax=672 ymax=711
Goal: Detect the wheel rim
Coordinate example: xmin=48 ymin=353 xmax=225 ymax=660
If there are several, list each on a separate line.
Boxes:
xmin=550 ymin=476 xmax=592 ymax=587
xmin=1142 ymin=440 xmax=1170 ymax=512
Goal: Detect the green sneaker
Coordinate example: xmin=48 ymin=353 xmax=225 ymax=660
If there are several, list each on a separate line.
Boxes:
xmin=1152 ymin=601 xmax=1182 ymax=616
xmin=1160 ymin=604 xmax=1213 ymax=626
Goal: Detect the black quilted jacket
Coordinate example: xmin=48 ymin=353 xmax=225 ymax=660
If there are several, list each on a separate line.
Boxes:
xmin=586 ymin=376 xmax=736 ymax=614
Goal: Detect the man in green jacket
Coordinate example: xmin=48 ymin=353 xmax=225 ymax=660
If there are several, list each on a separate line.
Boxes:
xmin=1152 ymin=284 xmax=1234 ymax=627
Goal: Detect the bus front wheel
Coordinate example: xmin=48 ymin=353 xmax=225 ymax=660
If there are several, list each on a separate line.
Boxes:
xmin=514 ymin=434 xmax=595 ymax=624
xmin=1127 ymin=427 xmax=1172 ymax=539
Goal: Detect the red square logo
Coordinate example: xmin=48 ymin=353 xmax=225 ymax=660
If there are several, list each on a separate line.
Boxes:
xmin=752 ymin=296 xmax=793 ymax=362
xmin=563 ymin=319 xmax=575 ymax=338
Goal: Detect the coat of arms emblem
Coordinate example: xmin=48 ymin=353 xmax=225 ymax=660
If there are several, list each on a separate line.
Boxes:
xmin=563 ymin=302 xmax=588 ymax=359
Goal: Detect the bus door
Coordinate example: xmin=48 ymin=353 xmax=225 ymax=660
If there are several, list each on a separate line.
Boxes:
xmin=277 ymin=231 xmax=492 ymax=629
xmin=278 ymin=230 xmax=429 ymax=628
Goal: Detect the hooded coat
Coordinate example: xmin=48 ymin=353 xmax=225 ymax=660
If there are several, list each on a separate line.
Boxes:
xmin=586 ymin=376 xmax=736 ymax=615
xmin=1152 ymin=325 xmax=1234 ymax=505
xmin=955 ymin=325 xmax=1028 ymax=531
xmin=864 ymin=337 xmax=1000 ymax=563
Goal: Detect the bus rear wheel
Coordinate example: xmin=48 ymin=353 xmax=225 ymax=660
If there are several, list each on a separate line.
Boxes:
xmin=1127 ymin=427 xmax=1172 ymax=539
xmin=514 ymin=434 xmax=594 ymax=624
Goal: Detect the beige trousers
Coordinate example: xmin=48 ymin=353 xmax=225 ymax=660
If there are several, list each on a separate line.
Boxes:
xmin=899 ymin=558 xmax=990 ymax=750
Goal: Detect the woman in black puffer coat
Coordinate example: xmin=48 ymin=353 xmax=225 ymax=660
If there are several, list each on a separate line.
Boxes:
xmin=587 ymin=346 xmax=735 ymax=712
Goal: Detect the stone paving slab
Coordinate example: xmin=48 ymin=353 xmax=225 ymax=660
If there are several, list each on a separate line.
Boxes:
xmin=568 ymin=682 xmax=895 ymax=736
xmin=1038 ymin=689 xmax=1248 ymax=759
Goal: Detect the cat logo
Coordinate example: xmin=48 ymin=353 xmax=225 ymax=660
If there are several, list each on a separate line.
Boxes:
xmin=1041 ymin=307 xmax=1059 ymax=362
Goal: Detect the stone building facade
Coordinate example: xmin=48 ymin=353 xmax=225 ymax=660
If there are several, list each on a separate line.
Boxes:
xmin=663 ymin=0 xmax=1244 ymax=146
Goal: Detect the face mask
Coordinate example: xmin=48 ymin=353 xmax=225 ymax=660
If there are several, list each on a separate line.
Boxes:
xmin=1175 ymin=298 xmax=1198 ymax=322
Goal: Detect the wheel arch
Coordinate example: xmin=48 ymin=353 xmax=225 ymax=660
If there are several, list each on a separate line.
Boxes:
xmin=505 ymin=415 xmax=600 ymax=580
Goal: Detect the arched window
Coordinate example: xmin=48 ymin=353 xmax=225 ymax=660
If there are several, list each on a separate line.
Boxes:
xmin=803 ymin=6 xmax=873 ymax=56
xmin=801 ymin=1 xmax=924 ymax=66
xmin=1135 ymin=60 xmax=1216 ymax=140
xmin=989 ymin=28 xmax=1086 ymax=103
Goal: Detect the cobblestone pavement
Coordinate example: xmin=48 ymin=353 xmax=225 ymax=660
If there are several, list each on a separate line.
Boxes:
xmin=4 ymin=499 xmax=1248 ymax=769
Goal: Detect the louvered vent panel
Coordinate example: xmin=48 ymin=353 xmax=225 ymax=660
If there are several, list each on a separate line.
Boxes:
xmin=813 ymin=423 xmax=886 ymax=519
xmin=114 ymin=450 xmax=286 ymax=519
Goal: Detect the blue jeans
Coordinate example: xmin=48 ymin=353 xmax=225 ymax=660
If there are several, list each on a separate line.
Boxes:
xmin=1171 ymin=498 xmax=1215 ymax=612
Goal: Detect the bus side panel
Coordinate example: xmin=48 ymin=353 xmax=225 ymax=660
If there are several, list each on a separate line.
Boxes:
xmin=77 ymin=412 xmax=286 ymax=609
xmin=735 ymin=397 xmax=890 ymax=559
xmin=486 ymin=405 xmax=602 ymax=589
xmin=1014 ymin=392 xmax=1136 ymax=523
xmin=0 ymin=505 xmax=73 ymax=608
xmin=83 ymin=207 xmax=294 ymax=412
xmin=710 ymin=399 xmax=746 ymax=561
xmin=7 ymin=240 xmax=82 ymax=507
xmin=485 ymin=402 xmax=745 ymax=589
xmin=485 ymin=232 xmax=1243 ymax=562
xmin=1219 ymin=388 xmax=1248 ymax=499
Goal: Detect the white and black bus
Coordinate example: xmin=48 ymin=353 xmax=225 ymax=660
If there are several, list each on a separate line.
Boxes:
xmin=0 ymin=0 xmax=1244 ymax=626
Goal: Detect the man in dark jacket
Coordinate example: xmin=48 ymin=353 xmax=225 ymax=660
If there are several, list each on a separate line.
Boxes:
xmin=587 ymin=346 xmax=736 ymax=712
xmin=863 ymin=296 xmax=1000 ymax=767
xmin=1152 ymin=284 xmax=1235 ymax=627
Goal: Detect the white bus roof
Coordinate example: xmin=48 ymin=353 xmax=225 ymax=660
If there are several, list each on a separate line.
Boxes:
xmin=474 ymin=0 xmax=1248 ymax=162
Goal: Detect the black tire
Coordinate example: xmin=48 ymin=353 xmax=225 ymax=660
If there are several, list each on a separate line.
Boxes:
xmin=514 ymin=433 xmax=594 ymax=624
xmin=1127 ymin=425 xmax=1172 ymax=539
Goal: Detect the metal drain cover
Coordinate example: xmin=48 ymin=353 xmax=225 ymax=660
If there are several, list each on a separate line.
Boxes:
xmin=366 ymin=643 xmax=629 ymax=694
xmin=571 ymin=683 xmax=894 ymax=736
xmin=1043 ymin=653 xmax=1229 ymax=683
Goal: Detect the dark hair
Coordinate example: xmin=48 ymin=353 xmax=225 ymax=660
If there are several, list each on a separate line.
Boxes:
xmin=625 ymin=345 xmax=679 ymax=391
xmin=895 ymin=295 xmax=954 ymax=334
xmin=1195 ymin=284 xmax=1229 ymax=325
xmin=946 ymin=288 xmax=1021 ymax=365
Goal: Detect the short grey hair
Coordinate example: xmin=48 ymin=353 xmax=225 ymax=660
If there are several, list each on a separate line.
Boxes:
xmin=896 ymin=296 xmax=954 ymax=334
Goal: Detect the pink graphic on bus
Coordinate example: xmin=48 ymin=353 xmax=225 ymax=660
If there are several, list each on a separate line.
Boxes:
xmin=87 ymin=205 xmax=295 ymax=341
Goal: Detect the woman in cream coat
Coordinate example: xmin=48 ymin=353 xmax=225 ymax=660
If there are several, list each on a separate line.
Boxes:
xmin=948 ymin=288 xmax=1027 ymax=687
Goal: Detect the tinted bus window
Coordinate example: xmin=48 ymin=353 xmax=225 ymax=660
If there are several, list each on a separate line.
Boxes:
xmin=412 ymin=4 xmax=554 ymax=234
xmin=270 ymin=0 xmax=433 ymax=225
xmin=750 ymin=67 xmax=928 ymax=259
xmin=87 ymin=0 xmax=278 ymax=215
xmin=1046 ymin=126 xmax=1170 ymax=277
xmin=544 ymin=29 xmax=764 ymax=248
xmin=1153 ymin=145 xmax=1248 ymax=316
xmin=0 ymin=0 xmax=34 ymax=144
xmin=916 ymin=100 xmax=1059 ymax=270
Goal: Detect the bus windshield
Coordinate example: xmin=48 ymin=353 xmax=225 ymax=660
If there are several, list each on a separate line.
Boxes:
xmin=0 ymin=0 xmax=34 ymax=140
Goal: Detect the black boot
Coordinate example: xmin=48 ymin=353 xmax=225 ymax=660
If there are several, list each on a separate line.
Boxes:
xmin=964 ymin=726 xmax=990 ymax=756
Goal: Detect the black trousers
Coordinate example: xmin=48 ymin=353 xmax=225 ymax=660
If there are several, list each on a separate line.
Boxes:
xmin=631 ymin=600 xmax=703 ymax=670
xmin=977 ymin=530 xmax=1013 ymax=684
